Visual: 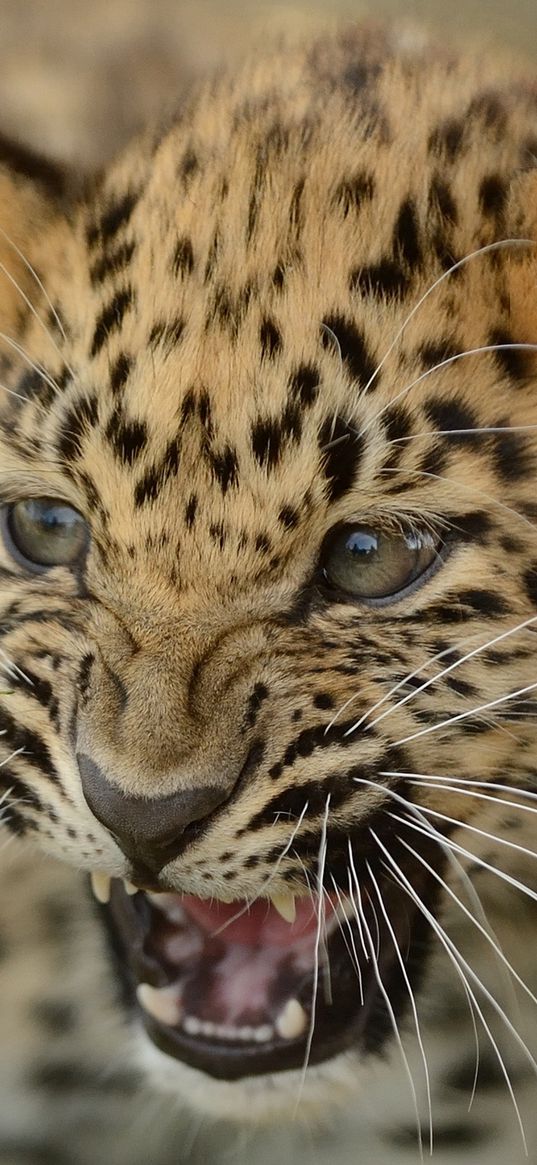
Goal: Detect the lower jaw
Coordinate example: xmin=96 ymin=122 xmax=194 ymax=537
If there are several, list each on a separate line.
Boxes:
xmin=95 ymin=874 xmax=439 ymax=1083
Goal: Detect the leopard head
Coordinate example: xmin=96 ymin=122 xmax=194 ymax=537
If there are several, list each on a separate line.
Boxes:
xmin=1 ymin=29 xmax=537 ymax=1120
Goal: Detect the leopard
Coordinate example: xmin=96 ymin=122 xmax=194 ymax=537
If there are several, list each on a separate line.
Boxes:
xmin=2 ymin=21 xmax=537 ymax=1164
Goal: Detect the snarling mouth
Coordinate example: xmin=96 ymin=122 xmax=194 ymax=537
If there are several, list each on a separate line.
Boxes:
xmin=93 ymin=865 xmax=440 ymax=1081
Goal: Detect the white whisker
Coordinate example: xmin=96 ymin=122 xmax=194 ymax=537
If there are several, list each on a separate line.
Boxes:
xmin=373 ymin=830 xmax=531 ymax=1150
xmin=392 ymin=681 xmax=537 ymax=747
xmin=354 ymin=238 xmax=535 ymax=401
xmin=367 ymin=858 xmax=433 ymax=1154
xmin=295 ymin=794 xmax=330 ymax=1112
xmin=348 ymin=839 xmax=424 ymax=1160
xmin=350 ymin=615 xmax=537 ymax=737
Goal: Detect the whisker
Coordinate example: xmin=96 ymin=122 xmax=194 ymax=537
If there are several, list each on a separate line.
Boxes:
xmin=0 ymin=225 xmax=69 ymax=343
xmin=329 ymin=874 xmax=365 ymax=1004
xmin=399 ymin=800 xmax=537 ymax=865
xmin=392 ymin=680 xmax=537 ymax=747
xmin=374 ymin=837 xmax=528 ymax=1151
xmin=380 ymin=463 xmax=536 ymax=534
xmin=394 ymin=822 xmax=537 ymax=1012
xmin=367 ymin=858 xmax=433 ymax=1154
xmin=388 ymin=423 xmax=537 ymax=444
xmin=348 ymin=839 xmax=424 ymax=1161
xmin=353 ymin=238 xmax=534 ymax=401
xmin=388 ymin=772 xmax=537 ymax=819
xmin=212 ymin=802 xmax=309 ymax=937
xmin=360 ymin=341 xmax=537 ymax=437
xmin=295 ymin=794 xmax=330 ymax=1111
xmin=0 ymin=331 xmax=61 ymax=395
xmin=393 ymin=810 xmax=537 ymax=910
xmin=0 ymin=258 xmax=76 ymax=382
xmin=350 ymin=615 xmax=537 ymax=737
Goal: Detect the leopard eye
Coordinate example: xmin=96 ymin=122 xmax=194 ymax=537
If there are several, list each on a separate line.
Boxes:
xmin=2 ymin=498 xmax=89 ymax=571
xmin=321 ymin=523 xmax=443 ymax=603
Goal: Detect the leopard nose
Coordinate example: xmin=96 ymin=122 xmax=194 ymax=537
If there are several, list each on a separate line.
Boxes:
xmin=77 ymin=753 xmax=229 ymax=873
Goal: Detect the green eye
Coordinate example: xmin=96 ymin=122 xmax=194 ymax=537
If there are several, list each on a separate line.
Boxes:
xmin=321 ymin=523 xmax=442 ymax=603
xmin=2 ymin=498 xmax=89 ymax=571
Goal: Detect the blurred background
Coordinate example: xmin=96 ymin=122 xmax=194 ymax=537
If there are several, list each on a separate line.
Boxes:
xmin=1 ymin=0 xmax=537 ymax=168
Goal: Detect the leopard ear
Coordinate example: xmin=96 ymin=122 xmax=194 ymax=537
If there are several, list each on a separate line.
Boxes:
xmin=0 ymin=132 xmax=74 ymax=355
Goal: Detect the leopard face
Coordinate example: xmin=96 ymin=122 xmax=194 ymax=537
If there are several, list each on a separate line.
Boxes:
xmin=1 ymin=26 xmax=537 ymax=1121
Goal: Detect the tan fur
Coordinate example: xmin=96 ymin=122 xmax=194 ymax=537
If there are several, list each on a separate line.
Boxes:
xmin=1 ymin=25 xmax=537 ymax=1137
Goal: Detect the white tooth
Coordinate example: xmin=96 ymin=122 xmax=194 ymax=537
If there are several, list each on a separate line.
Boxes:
xmin=183 ymin=1015 xmax=202 ymax=1036
xmin=270 ymin=892 xmax=296 ymax=924
xmin=90 ymin=871 xmax=111 ymax=904
xmin=136 ymin=984 xmax=182 ymax=1027
xmin=275 ymin=998 xmax=308 ymax=1041
xmin=237 ymin=1026 xmax=254 ymax=1041
xmin=123 ymin=880 xmax=138 ymax=896
xmin=253 ymin=1025 xmax=274 ymax=1043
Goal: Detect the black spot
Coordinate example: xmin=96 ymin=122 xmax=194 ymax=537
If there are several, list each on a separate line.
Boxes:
xmin=185 ymin=494 xmax=198 ymax=527
xmin=251 ymin=417 xmax=283 ymax=469
xmin=88 ymin=189 xmax=139 ymax=246
xmin=180 ymin=148 xmax=199 ymax=183
xmin=429 ymin=175 xmax=458 ymax=223
xmin=387 ymin=1122 xmax=486 ymax=1150
xmin=210 ymin=446 xmax=238 ymax=493
xmin=16 ymin=369 xmax=48 ymax=400
xmin=319 ymin=415 xmax=364 ymax=501
xmin=313 ymin=692 xmax=334 ymax=710
xmin=209 ymin=521 xmax=226 ymax=549
xmin=524 ymin=564 xmax=537 ymax=608
xmin=148 ymin=317 xmax=185 ymax=350
xmin=90 ymin=287 xmax=134 ymax=358
xmin=109 ymin=351 xmax=133 ymax=395
xmin=489 ymin=327 xmax=528 ymax=383
xmin=105 ymin=407 xmax=148 ymax=466
xmin=479 ymin=174 xmax=507 ymax=219
xmin=419 ymin=339 xmax=459 ymax=370
xmin=56 ymin=394 xmax=99 ymax=462
xmin=382 ymin=404 xmax=412 ymax=443
xmin=458 ymin=589 xmax=508 ymax=616
xmin=393 ymin=197 xmax=421 ymax=267
xmin=244 ymin=683 xmax=269 ymax=729
xmin=429 ymin=118 xmax=465 ymax=161
xmin=445 ymin=510 xmax=491 ymax=542
xmin=31 ymin=999 xmax=77 ymax=1034
xmin=493 ymin=430 xmax=531 ymax=481
xmin=173 ymin=235 xmax=195 ymax=276
xmin=321 ymin=314 xmax=377 ymax=388
xmin=289 ymin=363 xmax=320 ymax=407
xmin=333 ymin=172 xmax=375 ymax=214
xmin=425 ymin=398 xmax=478 ymax=441
xmin=351 ymin=259 xmax=409 ymax=299
xmin=272 ymin=262 xmax=286 ymax=289
xmin=278 ymin=505 xmax=300 ymax=530
xmin=260 ymin=317 xmax=282 ymax=360
xmin=133 ymin=439 xmax=181 ymax=506
xmin=90 ymin=240 xmax=135 ymax=284
xmin=255 ymin=533 xmax=271 ymax=553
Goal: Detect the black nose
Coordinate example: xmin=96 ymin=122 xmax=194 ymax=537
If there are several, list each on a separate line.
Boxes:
xmin=78 ymin=754 xmax=229 ymax=873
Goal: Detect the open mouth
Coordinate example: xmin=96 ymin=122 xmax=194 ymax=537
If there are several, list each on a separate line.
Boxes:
xmin=91 ymin=863 xmax=439 ymax=1082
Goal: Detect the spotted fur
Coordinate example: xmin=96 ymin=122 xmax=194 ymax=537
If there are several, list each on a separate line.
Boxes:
xmin=2 ymin=24 xmax=537 ymax=1159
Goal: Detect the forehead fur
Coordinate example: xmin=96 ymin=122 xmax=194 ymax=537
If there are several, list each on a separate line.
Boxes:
xmin=2 ymin=27 xmax=537 ymax=590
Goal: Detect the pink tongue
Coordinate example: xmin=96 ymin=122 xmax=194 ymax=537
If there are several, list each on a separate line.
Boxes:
xmin=181 ymin=895 xmax=325 ymax=947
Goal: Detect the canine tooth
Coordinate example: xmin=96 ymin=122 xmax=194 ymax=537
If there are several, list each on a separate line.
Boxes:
xmin=276 ymin=998 xmax=308 ymax=1041
xmin=123 ymin=880 xmax=138 ymax=896
xmin=136 ymin=984 xmax=182 ymax=1027
xmin=270 ymin=893 xmax=296 ymax=924
xmin=90 ymin=871 xmax=111 ymax=904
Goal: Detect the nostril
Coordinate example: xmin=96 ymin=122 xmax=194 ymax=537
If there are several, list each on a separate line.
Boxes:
xmin=77 ymin=752 xmax=231 ymax=869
